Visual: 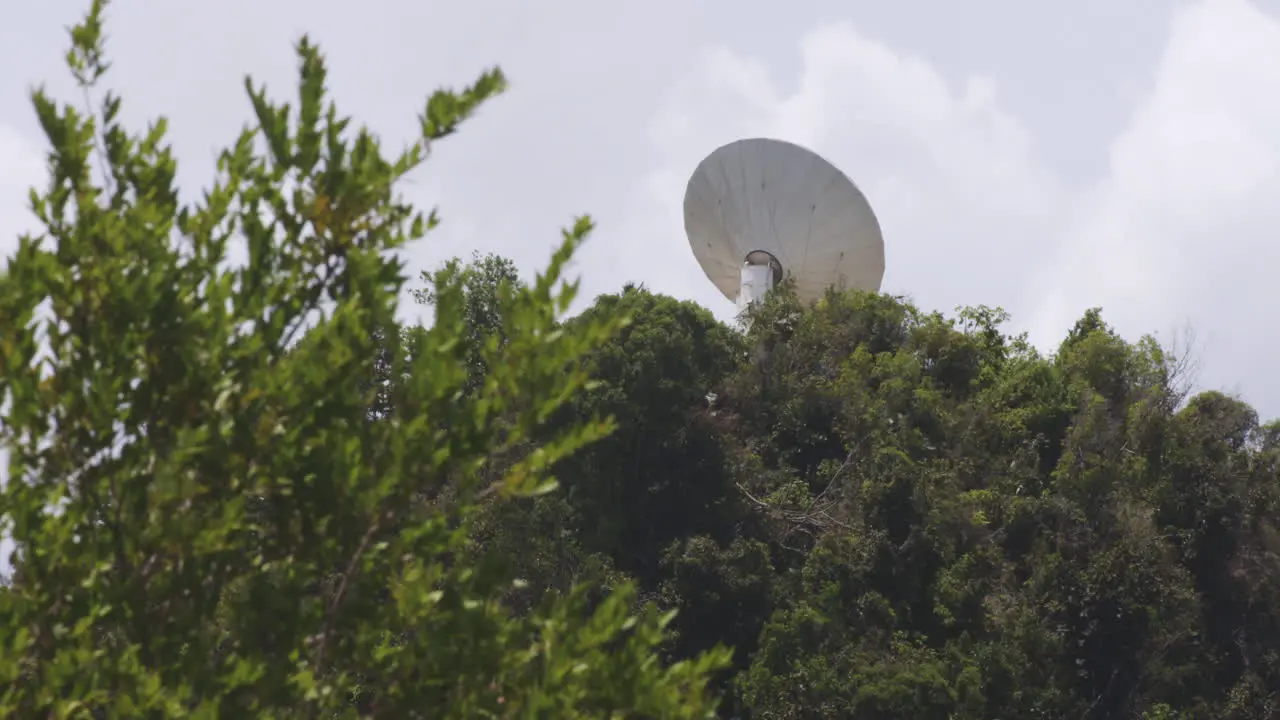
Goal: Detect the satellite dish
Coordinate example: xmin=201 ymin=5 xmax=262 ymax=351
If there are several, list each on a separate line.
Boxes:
xmin=683 ymin=137 xmax=885 ymax=310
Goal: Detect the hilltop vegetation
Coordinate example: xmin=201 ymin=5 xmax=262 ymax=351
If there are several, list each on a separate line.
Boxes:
xmin=456 ymin=264 xmax=1280 ymax=718
xmin=2 ymin=3 xmax=1279 ymax=718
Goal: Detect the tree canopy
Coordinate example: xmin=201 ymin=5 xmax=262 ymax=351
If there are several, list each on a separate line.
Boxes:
xmin=0 ymin=3 xmax=725 ymax=716
xmin=3 ymin=3 xmax=1279 ymax=718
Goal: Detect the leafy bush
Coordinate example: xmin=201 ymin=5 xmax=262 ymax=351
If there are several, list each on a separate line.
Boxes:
xmin=0 ymin=2 xmax=728 ymax=716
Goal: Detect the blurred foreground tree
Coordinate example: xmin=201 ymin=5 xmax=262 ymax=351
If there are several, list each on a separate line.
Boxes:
xmin=0 ymin=2 xmax=728 ymax=716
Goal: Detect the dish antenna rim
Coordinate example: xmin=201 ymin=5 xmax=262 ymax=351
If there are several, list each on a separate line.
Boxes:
xmin=682 ymin=136 xmax=885 ymax=309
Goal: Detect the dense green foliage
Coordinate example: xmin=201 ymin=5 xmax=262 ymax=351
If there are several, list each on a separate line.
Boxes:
xmin=0 ymin=4 xmax=726 ymax=716
xmin=4 ymin=3 xmax=1280 ymax=718
xmin=398 ymin=254 xmax=1280 ymax=718
xmin=498 ymin=280 xmax=1280 ymax=718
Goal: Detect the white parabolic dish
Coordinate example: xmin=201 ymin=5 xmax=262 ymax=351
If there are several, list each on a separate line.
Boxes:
xmin=684 ymin=137 xmax=885 ymax=305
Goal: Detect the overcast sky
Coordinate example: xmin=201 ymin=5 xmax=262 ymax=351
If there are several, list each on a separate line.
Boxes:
xmin=3 ymin=0 xmax=1280 ymax=421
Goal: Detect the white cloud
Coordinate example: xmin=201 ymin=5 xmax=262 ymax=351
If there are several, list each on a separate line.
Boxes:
xmin=637 ymin=0 xmax=1280 ymax=418
xmin=1030 ymin=0 xmax=1280 ymax=408
xmin=4 ymin=0 xmax=1280 ymax=425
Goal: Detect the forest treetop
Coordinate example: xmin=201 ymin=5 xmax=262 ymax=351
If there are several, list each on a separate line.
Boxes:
xmin=2 ymin=2 xmax=1278 ymax=718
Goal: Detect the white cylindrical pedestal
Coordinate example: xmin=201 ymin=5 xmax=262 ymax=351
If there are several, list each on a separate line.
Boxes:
xmin=737 ymin=263 xmax=775 ymax=310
